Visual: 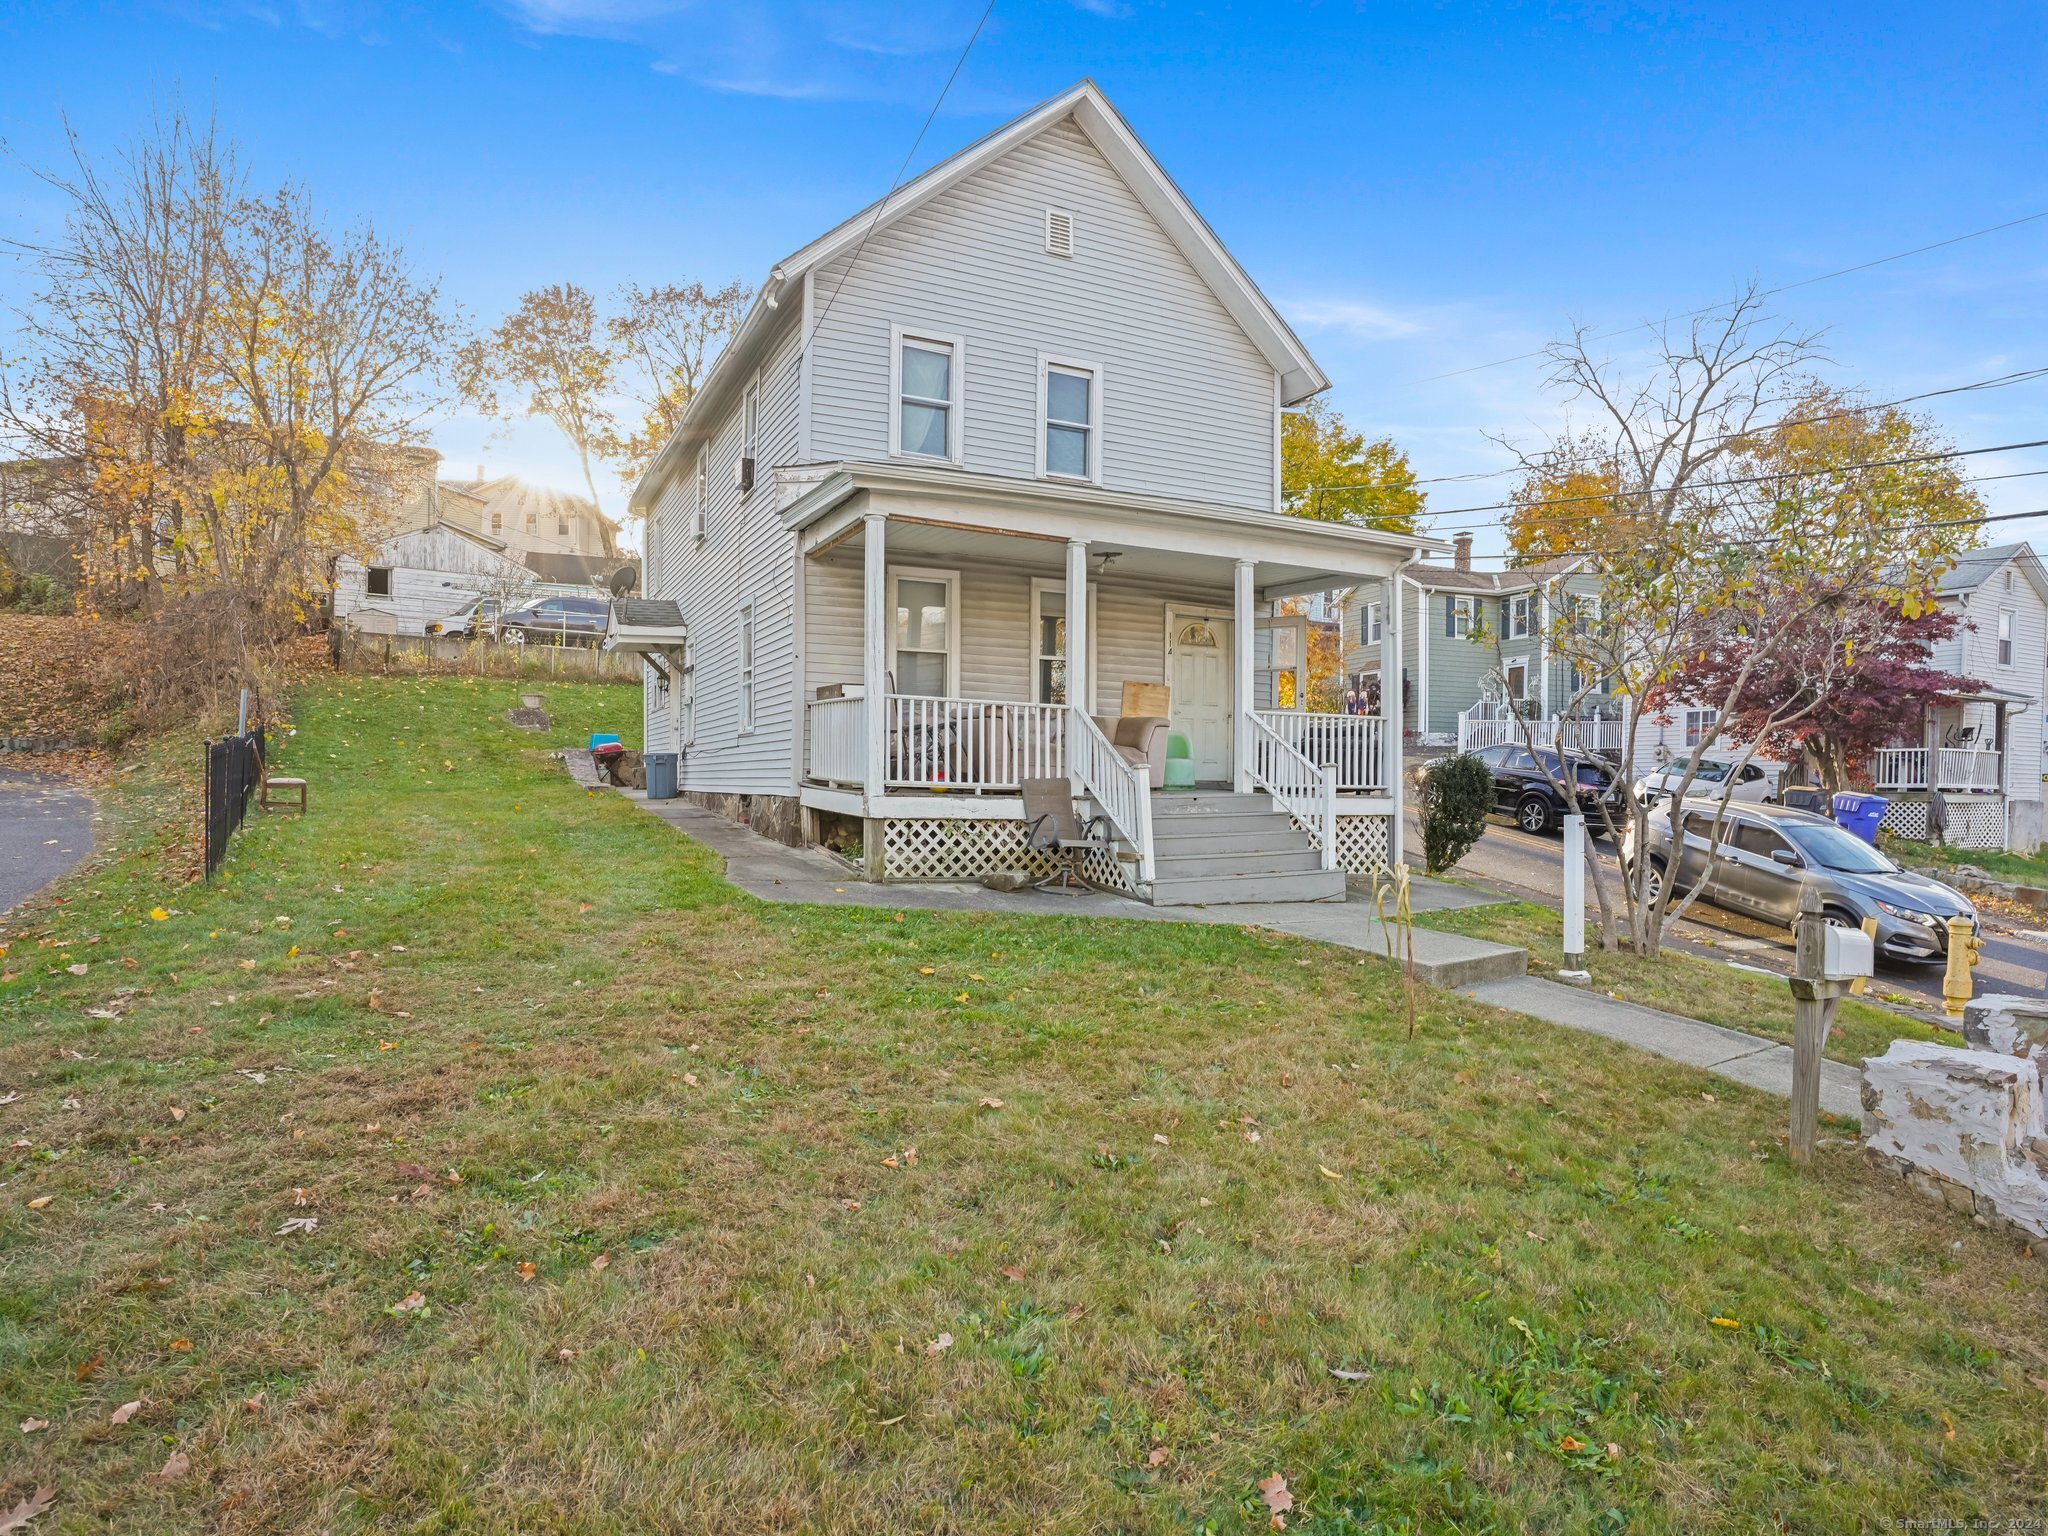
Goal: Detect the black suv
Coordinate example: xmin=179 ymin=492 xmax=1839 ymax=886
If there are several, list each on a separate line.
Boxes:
xmin=1468 ymin=743 xmax=1628 ymax=835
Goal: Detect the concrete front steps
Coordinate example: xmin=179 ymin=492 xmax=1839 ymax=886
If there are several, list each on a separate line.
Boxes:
xmin=1145 ymin=790 xmax=1347 ymax=906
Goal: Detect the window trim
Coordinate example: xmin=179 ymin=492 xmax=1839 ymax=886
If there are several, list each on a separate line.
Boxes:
xmin=692 ymin=458 xmax=707 ymax=541
xmin=1998 ymin=605 xmax=2015 ymax=667
xmin=1506 ymin=593 xmax=1531 ymax=639
xmin=888 ymin=325 xmax=965 ymax=464
xmin=1684 ymin=707 xmax=1719 ymax=749
xmin=1035 ymin=352 xmax=1104 ymax=484
xmin=741 ymin=376 xmax=761 ymax=497
xmin=365 ymin=565 xmax=393 ymax=598
xmin=1447 ymin=595 xmax=1475 ymax=638
xmin=1363 ymin=600 xmax=1383 ymax=645
xmin=737 ymin=601 xmax=756 ymax=734
xmin=887 ymin=564 xmax=961 ymax=698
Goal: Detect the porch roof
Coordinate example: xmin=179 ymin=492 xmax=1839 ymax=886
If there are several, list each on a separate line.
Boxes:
xmin=601 ymin=599 xmax=687 ymax=656
xmin=781 ymin=459 xmax=1445 ymax=596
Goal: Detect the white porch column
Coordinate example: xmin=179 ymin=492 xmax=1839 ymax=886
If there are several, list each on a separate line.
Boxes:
xmin=1414 ymin=578 xmax=1430 ymax=739
xmin=1383 ymin=570 xmax=1405 ymax=868
xmin=1233 ymin=558 xmax=1255 ymax=792
xmin=1537 ymin=581 xmax=1551 ymax=719
xmin=862 ymin=513 xmax=888 ymax=798
xmin=1065 ymin=538 xmax=1090 ymax=718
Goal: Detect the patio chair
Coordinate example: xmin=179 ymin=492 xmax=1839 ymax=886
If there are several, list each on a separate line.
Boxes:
xmin=1020 ymin=777 xmax=1113 ymax=892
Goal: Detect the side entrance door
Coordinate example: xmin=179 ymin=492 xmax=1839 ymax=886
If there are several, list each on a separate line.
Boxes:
xmin=1167 ymin=613 xmax=1234 ymax=783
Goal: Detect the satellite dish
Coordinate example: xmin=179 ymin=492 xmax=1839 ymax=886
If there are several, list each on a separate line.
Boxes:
xmin=608 ymin=565 xmax=639 ymax=598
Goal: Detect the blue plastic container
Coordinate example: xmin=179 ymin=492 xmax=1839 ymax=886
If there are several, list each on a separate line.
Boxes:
xmin=587 ymin=733 xmax=622 ymax=751
xmin=1831 ymin=791 xmax=1888 ymax=845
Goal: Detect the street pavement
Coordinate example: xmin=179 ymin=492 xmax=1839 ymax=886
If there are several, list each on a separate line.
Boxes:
xmin=1413 ymin=809 xmax=2048 ymax=1013
xmin=0 ymin=769 xmax=93 ymax=914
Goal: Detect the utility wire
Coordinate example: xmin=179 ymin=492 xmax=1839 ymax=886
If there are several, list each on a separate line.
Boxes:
xmin=1413 ymin=206 xmax=2048 ymax=385
xmin=803 ymin=0 xmax=996 ymax=351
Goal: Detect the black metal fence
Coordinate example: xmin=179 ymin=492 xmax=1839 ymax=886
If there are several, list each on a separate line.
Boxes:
xmin=202 ymin=728 xmax=266 ymax=878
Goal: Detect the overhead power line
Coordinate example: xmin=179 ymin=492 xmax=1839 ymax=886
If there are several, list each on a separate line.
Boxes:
xmin=803 ymin=0 xmax=996 ymax=351
xmin=1413 ymin=205 xmax=2048 ymax=385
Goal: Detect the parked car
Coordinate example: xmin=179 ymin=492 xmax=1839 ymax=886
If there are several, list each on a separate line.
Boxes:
xmin=424 ymin=595 xmax=507 ymax=638
xmin=501 ymin=595 xmax=609 ymax=646
xmin=1634 ymin=753 xmax=1774 ymax=806
xmin=1467 ymin=742 xmax=1629 ymax=835
xmin=1621 ymin=797 xmax=1975 ymax=963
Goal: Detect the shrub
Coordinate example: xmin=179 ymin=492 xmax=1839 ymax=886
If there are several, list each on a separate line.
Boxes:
xmin=1417 ymin=753 xmax=1494 ymax=873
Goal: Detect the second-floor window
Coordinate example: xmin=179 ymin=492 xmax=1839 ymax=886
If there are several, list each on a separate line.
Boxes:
xmin=693 ymin=460 xmax=708 ymax=540
xmin=1507 ymin=593 xmax=1531 ymax=639
xmin=742 ymin=383 xmax=760 ymax=491
xmin=1041 ymin=359 xmax=1099 ymax=481
xmin=1446 ymin=595 xmax=1475 ymax=638
xmin=557 ymin=513 xmax=569 ymax=536
xmin=1999 ymin=607 xmax=2015 ymax=666
xmin=1362 ymin=601 xmax=1383 ymax=645
xmin=894 ymin=331 xmax=960 ymax=461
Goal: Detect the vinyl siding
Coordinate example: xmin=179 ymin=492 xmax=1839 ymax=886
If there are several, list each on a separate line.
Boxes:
xmin=807 ymin=118 xmax=1277 ymax=511
xmin=642 ymin=307 xmax=806 ymax=794
xmin=1944 ymin=569 xmax=2045 ymax=803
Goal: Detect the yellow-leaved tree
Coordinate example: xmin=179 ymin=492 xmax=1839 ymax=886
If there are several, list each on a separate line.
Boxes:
xmin=1280 ymin=398 xmax=1425 ymax=531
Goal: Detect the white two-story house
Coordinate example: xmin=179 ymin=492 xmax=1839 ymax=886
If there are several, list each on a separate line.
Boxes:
xmin=610 ymin=81 xmax=1437 ymax=903
xmin=1871 ymin=541 xmax=2048 ymax=853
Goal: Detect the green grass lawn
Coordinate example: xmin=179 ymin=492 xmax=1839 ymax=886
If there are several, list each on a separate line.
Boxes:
xmin=1415 ymin=901 xmax=1954 ymax=1065
xmin=5 ymin=674 xmax=2047 ymax=1533
xmin=1881 ymin=832 xmax=2048 ymax=889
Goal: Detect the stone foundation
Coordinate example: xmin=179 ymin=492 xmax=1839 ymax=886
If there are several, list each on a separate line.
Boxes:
xmin=1862 ymin=1039 xmax=2048 ymax=1241
xmin=682 ymin=790 xmax=803 ymax=849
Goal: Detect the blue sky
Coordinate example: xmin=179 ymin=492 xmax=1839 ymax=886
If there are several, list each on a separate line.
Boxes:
xmin=4 ymin=0 xmax=2045 ymax=559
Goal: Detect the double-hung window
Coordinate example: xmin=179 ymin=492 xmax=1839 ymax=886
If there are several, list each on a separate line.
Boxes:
xmin=1685 ymin=708 xmax=1718 ymax=748
xmin=1998 ymin=607 xmax=2015 ymax=667
xmin=1507 ymin=594 xmax=1531 ymax=639
xmin=890 ymin=568 xmax=958 ymax=697
xmin=1447 ymin=596 xmax=1475 ymax=638
xmin=1040 ymin=357 xmax=1100 ymax=481
xmin=737 ymin=603 xmax=755 ymax=733
xmin=741 ymin=383 xmax=760 ymax=492
xmin=1363 ymin=601 xmax=1384 ymax=645
xmin=894 ymin=330 xmax=960 ymax=461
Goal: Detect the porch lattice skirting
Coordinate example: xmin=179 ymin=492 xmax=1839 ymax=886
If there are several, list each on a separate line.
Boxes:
xmin=1880 ymin=796 xmax=2006 ymax=851
xmin=879 ymin=818 xmax=1139 ymax=894
xmin=1287 ymin=812 xmax=1393 ymax=874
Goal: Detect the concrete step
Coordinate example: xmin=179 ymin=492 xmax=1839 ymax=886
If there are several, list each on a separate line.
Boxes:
xmin=1150 ymin=791 xmax=1275 ymax=817
xmin=1151 ymin=825 xmax=1314 ymax=855
xmin=1154 ymin=847 xmax=1325 ymax=877
xmin=1148 ymin=867 xmax=1348 ymax=906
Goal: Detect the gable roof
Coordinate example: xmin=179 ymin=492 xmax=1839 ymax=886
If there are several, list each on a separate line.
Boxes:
xmin=1402 ymin=554 xmax=1591 ymax=594
xmin=631 ymin=79 xmax=1328 ymax=512
xmin=1935 ymin=541 xmax=2048 ymax=605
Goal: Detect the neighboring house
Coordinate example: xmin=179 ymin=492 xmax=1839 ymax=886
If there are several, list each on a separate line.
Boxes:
xmin=333 ymin=460 xmax=634 ymax=636
xmin=1870 ymin=541 xmax=2048 ymax=853
xmin=1342 ymin=534 xmax=1614 ymax=748
xmin=615 ymin=80 xmax=1438 ymax=903
xmin=0 ymin=456 xmax=87 ymax=592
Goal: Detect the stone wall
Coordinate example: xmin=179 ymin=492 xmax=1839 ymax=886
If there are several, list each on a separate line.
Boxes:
xmin=682 ymin=790 xmax=803 ymax=849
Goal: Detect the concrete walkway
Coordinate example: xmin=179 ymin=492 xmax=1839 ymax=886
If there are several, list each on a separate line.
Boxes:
xmin=609 ymin=785 xmax=1863 ymax=1116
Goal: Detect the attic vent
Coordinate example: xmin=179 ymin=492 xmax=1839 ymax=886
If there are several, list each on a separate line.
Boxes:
xmin=1045 ymin=207 xmax=1074 ymax=258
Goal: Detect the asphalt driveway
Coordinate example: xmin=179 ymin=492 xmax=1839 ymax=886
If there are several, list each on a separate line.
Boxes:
xmin=0 ymin=768 xmax=93 ymax=914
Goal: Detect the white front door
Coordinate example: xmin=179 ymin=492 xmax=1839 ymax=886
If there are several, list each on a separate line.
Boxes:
xmin=1168 ymin=613 xmax=1233 ymax=782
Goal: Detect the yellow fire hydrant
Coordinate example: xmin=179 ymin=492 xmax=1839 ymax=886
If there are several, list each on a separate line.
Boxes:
xmin=1943 ymin=915 xmax=1983 ymax=1018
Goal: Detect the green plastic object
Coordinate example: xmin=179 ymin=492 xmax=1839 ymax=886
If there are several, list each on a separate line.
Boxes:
xmin=1167 ymin=732 xmax=1192 ymax=760
xmin=1163 ymin=757 xmax=1196 ymax=788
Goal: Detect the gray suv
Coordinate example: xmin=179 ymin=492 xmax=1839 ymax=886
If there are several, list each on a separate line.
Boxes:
xmin=1621 ymin=797 xmax=1976 ymax=963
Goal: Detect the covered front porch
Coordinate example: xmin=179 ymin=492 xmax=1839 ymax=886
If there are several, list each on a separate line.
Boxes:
xmin=782 ymin=463 xmax=1431 ymax=897
xmin=1874 ymin=688 xmax=2031 ymax=851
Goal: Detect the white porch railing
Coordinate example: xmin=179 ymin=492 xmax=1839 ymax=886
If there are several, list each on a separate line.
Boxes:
xmin=879 ymin=695 xmax=1068 ymax=792
xmin=1252 ymin=711 xmax=1386 ymax=792
xmin=1247 ymin=714 xmax=1338 ymax=871
xmin=1456 ymin=704 xmax=1625 ymax=757
xmin=807 ymin=695 xmax=866 ymax=787
xmin=1068 ymin=707 xmax=1154 ymax=882
xmin=1872 ymin=747 xmax=2004 ymax=793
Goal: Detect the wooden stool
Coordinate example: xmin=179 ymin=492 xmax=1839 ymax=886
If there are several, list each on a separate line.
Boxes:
xmin=261 ymin=776 xmax=308 ymax=814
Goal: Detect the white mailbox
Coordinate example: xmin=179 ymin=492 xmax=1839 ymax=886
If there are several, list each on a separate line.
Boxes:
xmin=1822 ymin=924 xmax=1875 ymax=982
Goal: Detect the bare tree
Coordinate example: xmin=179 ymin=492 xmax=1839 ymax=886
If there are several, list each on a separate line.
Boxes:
xmin=606 ymin=278 xmax=750 ymax=483
xmin=1487 ymin=287 xmax=1975 ymax=956
xmin=461 ymin=283 xmax=617 ymax=518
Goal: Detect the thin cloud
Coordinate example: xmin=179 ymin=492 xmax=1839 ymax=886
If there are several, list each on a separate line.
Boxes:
xmin=1286 ymin=297 xmax=1427 ymax=341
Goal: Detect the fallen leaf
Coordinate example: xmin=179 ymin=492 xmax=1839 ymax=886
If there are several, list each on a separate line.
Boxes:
xmin=925 ymin=1332 xmax=953 ymax=1356
xmin=74 ymin=1355 xmax=100 ymax=1381
xmin=26 ymin=1196 xmax=52 ymax=1211
xmin=999 ymin=1265 xmax=1026 ymax=1282
xmin=18 ymin=1418 xmax=48 ymax=1433
xmin=0 ymin=1487 xmax=56 ymax=1532
xmin=1154 ymin=1134 xmax=1170 ymax=1146
xmin=1257 ymin=1473 xmax=1293 ymax=1515
xmin=1943 ymin=1410 xmax=1956 ymax=1442
xmin=953 ymin=993 xmax=970 ymax=1004
xmin=1709 ymin=1316 xmax=1740 ymax=1329
xmin=880 ymin=1154 xmax=899 ymax=1170
xmin=875 ymin=1413 xmax=904 ymax=1426
xmin=918 ymin=966 xmax=935 ymax=976
xmin=169 ymin=1107 xmax=186 ymax=1123
xmin=682 ymin=1072 xmax=699 ymax=1087
xmin=840 ymin=1199 xmax=862 ymax=1212
xmin=590 ymin=1253 xmax=611 ymax=1272
xmin=274 ymin=1217 xmax=318 ymax=1236
xmin=1559 ymin=1435 xmax=1586 ymax=1453
xmin=978 ymin=1096 xmax=1004 ymax=1109
xmin=1605 ymin=1442 xmax=1622 ymax=1462
xmin=110 ymin=1400 xmax=141 ymax=1425
xmin=1146 ymin=1446 xmax=1171 ymax=1467
xmin=1328 ymin=1367 xmax=1373 ymax=1382
xmin=1318 ymin=1164 xmax=1342 ymax=1180
xmin=65 ymin=964 xmax=87 ymax=976
xmin=390 ymin=1291 xmax=426 ymax=1313
xmin=516 ymin=1261 xmax=537 ymax=1282
xmin=168 ymin=1339 xmax=192 ymax=1352
xmin=1526 ymin=1230 xmax=1546 ymax=1243
xmin=152 ymin=1450 xmax=190 ymax=1483
xmin=243 ymin=1393 xmax=264 ymax=1414
xmin=902 ymin=1147 xmax=918 ymax=1167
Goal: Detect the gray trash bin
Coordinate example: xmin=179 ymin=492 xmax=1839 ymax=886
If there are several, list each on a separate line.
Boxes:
xmin=645 ymin=752 xmax=678 ymax=800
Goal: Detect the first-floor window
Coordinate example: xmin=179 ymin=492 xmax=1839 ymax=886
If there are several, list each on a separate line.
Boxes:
xmin=1034 ymin=585 xmax=1068 ymax=704
xmin=891 ymin=569 xmax=957 ymax=696
xmin=366 ymin=566 xmax=392 ymax=597
xmin=1685 ymin=707 xmax=1718 ymax=748
xmin=737 ymin=603 xmax=755 ymax=733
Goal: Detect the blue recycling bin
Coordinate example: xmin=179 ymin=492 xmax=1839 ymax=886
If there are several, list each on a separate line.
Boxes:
xmin=645 ymin=752 xmax=678 ymax=801
xmin=1831 ymin=791 xmax=1888 ymax=845
xmin=587 ymin=733 xmax=622 ymax=751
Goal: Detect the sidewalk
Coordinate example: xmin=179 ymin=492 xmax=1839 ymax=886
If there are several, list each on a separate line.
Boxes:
xmin=610 ymin=786 xmax=1864 ymax=1117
